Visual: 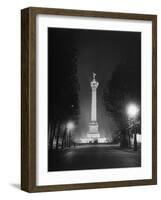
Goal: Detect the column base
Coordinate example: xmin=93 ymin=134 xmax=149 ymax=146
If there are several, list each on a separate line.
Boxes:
xmin=87 ymin=121 xmax=100 ymax=139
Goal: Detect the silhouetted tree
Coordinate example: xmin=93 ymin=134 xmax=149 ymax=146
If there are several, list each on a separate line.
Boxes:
xmin=103 ymin=63 xmax=141 ymax=148
xmin=48 ymin=29 xmax=80 ymax=150
xmin=103 ymin=34 xmax=141 ymax=148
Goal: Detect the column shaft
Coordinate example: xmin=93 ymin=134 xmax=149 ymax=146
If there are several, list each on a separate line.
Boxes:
xmin=91 ymin=88 xmax=97 ymax=121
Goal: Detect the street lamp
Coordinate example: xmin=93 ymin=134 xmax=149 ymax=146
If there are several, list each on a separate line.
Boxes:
xmin=126 ymin=103 xmax=139 ymax=118
xmin=126 ymin=103 xmax=139 ymax=151
xmin=67 ymin=121 xmax=74 ymax=130
xmin=67 ymin=121 xmax=75 ymax=148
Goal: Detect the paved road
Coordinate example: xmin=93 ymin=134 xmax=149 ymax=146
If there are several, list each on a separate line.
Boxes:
xmin=48 ymin=144 xmax=141 ymax=171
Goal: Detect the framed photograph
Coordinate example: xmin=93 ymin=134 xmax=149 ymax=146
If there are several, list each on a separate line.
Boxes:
xmin=21 ymin=7 xmax=157 ymax=192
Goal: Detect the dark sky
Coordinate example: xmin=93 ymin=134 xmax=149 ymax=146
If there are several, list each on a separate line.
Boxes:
xmin=48 ymin=28 xmax=141 ymax=139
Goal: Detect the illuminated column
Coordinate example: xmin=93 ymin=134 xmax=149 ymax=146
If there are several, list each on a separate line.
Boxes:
xmin=91 ymin=73 xmax=99 ymax=122
xmin=87 ymin=72 xmax=100 ymax=140
xmin=85 ymin=73 xmax=107 ymax=143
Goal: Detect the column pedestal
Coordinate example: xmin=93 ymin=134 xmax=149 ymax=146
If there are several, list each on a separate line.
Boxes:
xmin=87 ymin=121 xmax=100 ymax=139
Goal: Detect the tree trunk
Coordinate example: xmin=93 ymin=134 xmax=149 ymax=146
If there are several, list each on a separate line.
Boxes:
xmin=67 ymin=132 xmax=69 ymax=147
xmin=120 ymin=129 xmax=128 ymax=148
xmin=134 ymin=133 xmax=137 ymax=151
xmin=128 ymin=131 xmax=131 ymax=148
xmin=48 ymin=123 xmax=52 ymax=150
xmin=65 ymin=133 xmax=68 ymax=148
xmin=69 ymin=131 xmax=71 ymax=148
xmin=61 ymin=125 xmax=67 ymax=149
xmin=49 ymin=120 xmax=57 ymax=150
xmin=56 ymin=121 xmax=61 ymax=150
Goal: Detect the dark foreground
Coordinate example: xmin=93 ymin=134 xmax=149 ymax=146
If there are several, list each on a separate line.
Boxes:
xmin=48 ymin=144 xmax=141 ymax=171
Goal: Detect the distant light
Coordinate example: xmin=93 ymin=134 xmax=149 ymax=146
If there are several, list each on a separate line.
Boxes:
xmin=67 ymin=122 xmax=74 ymax=130
xmin=126 ymin=103 xmax=139 ymax=118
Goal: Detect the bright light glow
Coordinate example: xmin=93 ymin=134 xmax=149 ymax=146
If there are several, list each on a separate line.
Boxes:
xmin=67 ymin=122 xmax=74 ymax=130
xmin=127 ymin=104 xmax=139 ymax=118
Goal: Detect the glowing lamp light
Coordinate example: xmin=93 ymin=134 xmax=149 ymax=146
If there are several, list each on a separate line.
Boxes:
xmin=67 ymin=121 xmax=74 ymax=130
xmin=126 ymin=103 xmax=139 ymax=118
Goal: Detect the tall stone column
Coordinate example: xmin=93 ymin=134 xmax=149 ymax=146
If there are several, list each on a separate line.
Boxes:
xmin=91 ymin=73 xmax=98 ymax=122
xmin=87 ymin=73 xmax=100 ymax=140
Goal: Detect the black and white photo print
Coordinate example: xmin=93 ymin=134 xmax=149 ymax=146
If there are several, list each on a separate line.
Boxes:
xmin=48 ymin=28 xmax=141 ymax=171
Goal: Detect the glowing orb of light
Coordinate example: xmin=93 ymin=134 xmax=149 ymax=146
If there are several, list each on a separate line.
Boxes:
xmin=126 ymin=103 xmax=139 ymax=118
xmin=67 ymin=121 xmax=75 ymax=130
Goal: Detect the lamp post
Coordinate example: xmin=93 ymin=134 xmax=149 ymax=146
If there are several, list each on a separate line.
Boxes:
xmin=126 ymin=103 xmax=139 ymax=151
xmin=67 ymin=122 xmax=74 ymax=148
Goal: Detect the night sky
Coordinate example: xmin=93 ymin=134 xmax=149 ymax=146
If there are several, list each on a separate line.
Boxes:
xmin=48 ymin=28 xmax=141 ymax=139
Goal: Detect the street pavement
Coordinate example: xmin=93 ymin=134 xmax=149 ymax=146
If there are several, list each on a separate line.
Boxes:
xmin=48 ymin=144 xmax=141 ymax=171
